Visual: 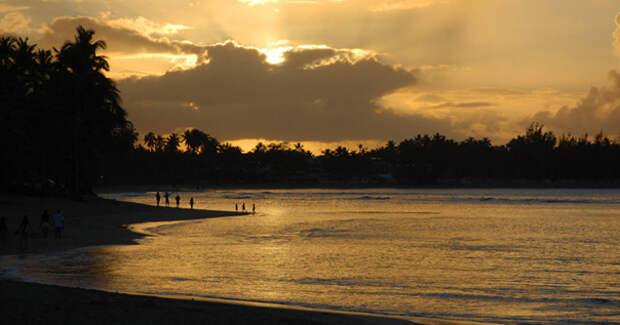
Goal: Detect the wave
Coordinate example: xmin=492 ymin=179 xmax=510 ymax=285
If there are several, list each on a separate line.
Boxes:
xmin=348 ymin=196 xmax=391 ymax=201
xmin=298 ymin=228 xmax=348 ymax=238
xmin=406 ymin=196 xmax=620 ymax=205
xmin=221 ymin=195 xmax=253 ymax=199
xmin=214 ymin=190 xmax=620 ymax=205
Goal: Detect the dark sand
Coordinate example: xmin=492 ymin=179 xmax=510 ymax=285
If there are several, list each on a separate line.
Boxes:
xmin=0 ymin=194 xmax=486 ymax=325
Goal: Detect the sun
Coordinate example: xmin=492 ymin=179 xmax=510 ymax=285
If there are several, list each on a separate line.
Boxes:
xmin=260 ymin=47 xmax=292 ymax=65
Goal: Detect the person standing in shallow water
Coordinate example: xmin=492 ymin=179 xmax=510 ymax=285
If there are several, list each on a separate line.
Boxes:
xmin=242 ymin=202 xmax=246 ymax=212
xmin=175 ymin=194 xmax=180 ymax=208
xmin=189 ymin=197 xmax=194 ymax=209
xmin=252 ymin=203 xmax=255 ymax=214
xmin=156 ymin=192 xmax=161 ymax=207
xmin=40 ymin=209 xmax=50 ymax=238
xmin=164 ymin=192 xmax=170 ymax=207
xmin=53 ymin=210 xmax=64 ymax=239
xmin=16 ymin=215 xmax=32 ymax=249
xmin=235 ymin=203 xmax=238 ymax=212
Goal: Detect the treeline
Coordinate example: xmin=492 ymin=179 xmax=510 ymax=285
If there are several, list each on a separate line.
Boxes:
xmin=3 ymin=27 xmax=620 ymax=194
xmin=1 ymin=27 xmax=136 ymax=196
xmin=102 ymin=123 xmax=620 ymax=187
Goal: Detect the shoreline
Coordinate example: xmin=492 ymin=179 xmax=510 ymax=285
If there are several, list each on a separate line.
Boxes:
xmin=0 ymin=194 xmax=437 ymax=325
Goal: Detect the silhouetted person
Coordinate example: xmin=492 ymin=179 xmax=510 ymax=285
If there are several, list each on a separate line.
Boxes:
xmin=0 ymin=216 xmax=7 ymax=246
xmin=156 ymin=192 xmax=161 ymax=206
xmin=53 ymin=210 xmax=64 ymax=239
xmin=16 ymin=215 xmax=32 ymax=249
xmin=164 ymin=192 xmax=170 ymax=207
xmin=242 ymin=202 xmax=246 ymax=212
xmin=235 ymin=203 xmax=238 ymax=212
xmin=40 ymin=209 xmax=50 ymax=238
xmin=175 ymin=194 xmax=180 ymax=208
xmin=189 ymin=197 xmax=194 ymax=209
xmin=252 ymin=203 xmax=255 ymax=214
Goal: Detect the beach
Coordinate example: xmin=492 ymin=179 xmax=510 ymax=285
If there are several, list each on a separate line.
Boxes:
xmin=0 ymin=194 xmax=427 ymax=325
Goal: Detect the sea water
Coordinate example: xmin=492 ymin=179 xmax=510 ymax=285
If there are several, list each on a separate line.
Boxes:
xmin=5 ymin=189 xmax=620 ymax=324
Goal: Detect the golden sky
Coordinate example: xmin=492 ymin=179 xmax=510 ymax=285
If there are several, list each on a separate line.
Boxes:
xmin=3 ymin=0 xmax=620 ymax=151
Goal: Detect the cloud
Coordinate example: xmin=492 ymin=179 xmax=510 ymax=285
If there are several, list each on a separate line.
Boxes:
xmin=117 ymin=41 xmax=463 ymax=142
xmin=470 ymin=87 xmax=526 ymax=96
xmin=105 ymin=16 xmax=192 ymax=38
xmin=0 ymin=12 xmax=31 ymax=34
xmin=530 ymin=70 xmax=620 ymax=136
xmin=433 ymin=101 xmax=493 ymax=109
xmin=370 ymin=0 xmax=444 ymax=12
xmin=238 ymin=0 xmax=278 ymax=5
xmin=0 ymin=4 xmax=29 ymax=13
xmin=36 ymin=16 xmax=204 ymax=56
xmin=415 ymin=94 xmax=446 ymax=103
xmin=615 ymin=12 xmax=620 ymax=56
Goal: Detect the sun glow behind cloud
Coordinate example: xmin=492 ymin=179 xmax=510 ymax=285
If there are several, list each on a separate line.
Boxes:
xmin=15 ymin=1 xmax=620 ymax=146
xmin=108 ymin=53 xmax=199 ymax=78
xmin=370 ymin=0 xmax=445 ymax=12
xmin=106 ymin=17 xmax=192 ymax=36
xmin=260 ymin=46 xmax=293 ymax=64
xmin=238 ymin=0 xmax=278 ymax=5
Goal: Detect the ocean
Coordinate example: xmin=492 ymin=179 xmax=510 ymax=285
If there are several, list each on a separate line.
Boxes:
xmin=4 ymin=188 xmax=620 ymax=324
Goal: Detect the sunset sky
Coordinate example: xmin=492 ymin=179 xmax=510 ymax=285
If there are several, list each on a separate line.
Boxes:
xmin=3 ymin=0 xmax=620 ymax=152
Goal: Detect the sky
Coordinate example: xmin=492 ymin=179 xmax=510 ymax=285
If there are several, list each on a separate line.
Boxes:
xmin=2 ymin=0 xmax=620 ymax=152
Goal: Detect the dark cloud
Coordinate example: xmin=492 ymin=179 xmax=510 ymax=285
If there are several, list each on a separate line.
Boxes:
xmin=36 ymin=16 xmax=205 ymax=55
xmin=530 ymin=70 xmax=620 ymax=136
xmin=119 ymin=41 xmax=459 ymax=141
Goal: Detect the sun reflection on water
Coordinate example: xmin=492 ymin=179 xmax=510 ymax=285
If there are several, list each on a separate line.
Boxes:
xmin=14 ymin=189 xmax=620 ymax=324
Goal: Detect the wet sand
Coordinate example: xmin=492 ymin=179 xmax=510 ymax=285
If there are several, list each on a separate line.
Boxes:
xmin=0 ymin=194 xmax=483 ymax=325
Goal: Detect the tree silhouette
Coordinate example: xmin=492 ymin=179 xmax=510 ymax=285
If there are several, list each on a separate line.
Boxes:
xmin=55 ymin=26 xmax=131 ymax=195
xmin=198 ymin=131 xmax=219 ymax=156
xmin=0 ymin=28 xmax=135 ymax=194
xmin=144 ymin=132 xmax=156 ymax=152
xmin=164 ymin=133 xmax=181 ymax=153
xmin=507 ymin=122 xmax=557 ymax=179
xmin=154 ymin=134 xmax=165 ymax=152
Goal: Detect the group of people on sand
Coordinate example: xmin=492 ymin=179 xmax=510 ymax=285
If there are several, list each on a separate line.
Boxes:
xmin=0 ymin=209 xmax=64 ymax=250
xmin=155 ymin=191 xmax=195 ymax=209
xmin=235 ymin=202 xmax=256 ymax=214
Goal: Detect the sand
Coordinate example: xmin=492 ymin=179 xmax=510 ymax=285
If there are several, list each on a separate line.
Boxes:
xmin=0 ymin=194 xmax=485 ymax=325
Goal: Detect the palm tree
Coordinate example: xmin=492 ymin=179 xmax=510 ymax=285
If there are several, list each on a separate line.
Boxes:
xmin=182 ymin=129 xmax=203 ymax=154
xmin=154 ymin=135 xmax=165 ymax=152
xmin=0 ymin=36 xmax=16 ymax=68
xmin=196 ymin=131 xmax=219 ymax=156
xmin=55 ymin=26 xmax=128 ymax=196
xmin=164 ymin=133 xmax=180 ymax=153
xmin=144 ymin=132 xmax=156 ymax=152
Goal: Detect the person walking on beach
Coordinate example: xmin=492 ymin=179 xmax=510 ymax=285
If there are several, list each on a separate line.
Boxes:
xmin=53 ymin=210 xmax=64 ymax=239
xmin=156 ymin=192 xmax=161 ymax=207
xmin=15 ymin=215 xmax=32 ymax=249
xmin=0 ymin=216 xmax=8 ymax=246
xmin=175 ymin=194 xmax=180 ymax=208
xmin=40 ymin=209 xmax=50 ymax=238
xmin=252 ymin=203 xmax=255 ymax=214
xmin=235 ymin=203 xmax=238 ymax=212
xmin=164 ymin=192 xmax=170 ymax=207
xmin=189 ymin=197 xmax=194 ymax=209
xmin=242 ymin=202 xmax=246 ymax=213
